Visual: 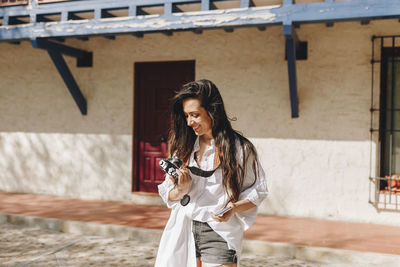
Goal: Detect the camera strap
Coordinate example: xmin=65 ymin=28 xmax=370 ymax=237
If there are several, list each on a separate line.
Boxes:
xmin=180 ymin=146 xmax=221 ymax=206
xmin=186 ymin=146 xmax=221 ymax=178
xmin=187 ymin=165 xmax=219 ymax=177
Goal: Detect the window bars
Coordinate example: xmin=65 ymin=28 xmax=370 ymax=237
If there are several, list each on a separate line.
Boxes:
xmin=370 ymin=35 xmax=400 ymax=211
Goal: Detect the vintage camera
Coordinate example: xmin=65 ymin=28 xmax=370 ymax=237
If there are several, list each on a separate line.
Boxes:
xmin=159 ymin=156 xmax=183 ymax=184
xmin=159 ymin=156 xmax=191 ymax=206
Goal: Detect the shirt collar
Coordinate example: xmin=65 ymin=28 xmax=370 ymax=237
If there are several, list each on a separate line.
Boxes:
xmin=190 ymin=136 xmax=217 ymax=170
xmin=193 ymin=136 xmax=215 ymax=153
xmin=193 ymin=136 xmax=200 ymax=153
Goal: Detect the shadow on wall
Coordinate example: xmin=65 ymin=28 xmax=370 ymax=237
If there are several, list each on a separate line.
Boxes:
xmin=0 ymin=132 xmax=131 ymax=199
xmin=225 ymin=57 xmax=372 ymax=142
xmin=0 ymin=27 xmax=372 ymax=142
xmin=0 ymin=40 xmax=131 ymax=136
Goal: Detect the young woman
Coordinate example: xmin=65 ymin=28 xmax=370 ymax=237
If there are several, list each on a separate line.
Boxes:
xmin=155 ymin=79 xmax=268 ymax=267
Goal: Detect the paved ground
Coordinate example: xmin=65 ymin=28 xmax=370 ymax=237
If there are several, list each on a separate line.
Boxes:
xmin=0 ymin=224 xmax=322 ymax=267
xmin=1 ymin=192 xmax=399 ymax=266
xmin=1 ymin=191 xmax=400 ymax=257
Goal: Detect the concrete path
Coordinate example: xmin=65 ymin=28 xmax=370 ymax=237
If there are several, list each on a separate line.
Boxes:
xmin=0 ymin=224 xmax=322 ymax=267
xmin=0 ymin=191 xmax=399 ymax=266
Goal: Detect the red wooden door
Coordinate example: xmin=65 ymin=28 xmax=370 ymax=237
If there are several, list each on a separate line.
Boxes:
xmin=133 ymin=61 xmax=195 ymax=192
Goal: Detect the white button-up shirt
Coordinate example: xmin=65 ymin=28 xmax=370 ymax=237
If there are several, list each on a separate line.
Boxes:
xmin=155 ymin=137 xmax=268 ymax=267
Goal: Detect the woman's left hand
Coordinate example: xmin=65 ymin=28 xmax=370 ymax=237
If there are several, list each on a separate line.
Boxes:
xmin=211 ymin=202 xmax=236 ymax=222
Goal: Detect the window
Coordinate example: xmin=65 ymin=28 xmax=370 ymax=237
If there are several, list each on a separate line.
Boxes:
xmin=380 ymin=48 xmax=400 ymax=181
xmin=370 ymin=37 xmax=400 ymax=211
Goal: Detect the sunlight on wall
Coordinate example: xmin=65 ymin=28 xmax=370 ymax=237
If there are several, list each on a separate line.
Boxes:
xmin=249 ymin=138 xmax=393 ymax=224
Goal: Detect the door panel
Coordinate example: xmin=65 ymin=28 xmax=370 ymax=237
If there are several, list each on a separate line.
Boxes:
xmin=134 ymin=61 xmax=195 ymax=192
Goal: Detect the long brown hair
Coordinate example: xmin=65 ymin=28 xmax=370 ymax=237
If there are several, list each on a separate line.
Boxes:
xmin=168 ymin=79 xmax=259 ymax=203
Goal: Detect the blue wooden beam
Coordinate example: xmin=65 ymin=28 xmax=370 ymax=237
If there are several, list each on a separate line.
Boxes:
xmin=47 ymin=50 xmax=87 ymax=115
xmin=31 ymin=39 xmax=88 ymax=115
xmin=1 ymin=0 xmax=400 ymax=41
xmin=201 ymin=0 xmax=210 ymax=11
xmin=32 ymin=39 xmax=91 ymax=60
xmin=48 ymin=50 xmax=87 ymax=115
xmin=0 ymin=0 xmax=397 ymax=22
xmin=283 ymin=24 xmax=299 ymax=118
xmin=240 ymin=0 xmax=252 ymax=8
xmin=32 ymin=39 xmax=92 ymax=67
xmin=0 ymin=6 xmax=280 ymax=40
xmin=164 ymin=2 xmax=173 ymax=16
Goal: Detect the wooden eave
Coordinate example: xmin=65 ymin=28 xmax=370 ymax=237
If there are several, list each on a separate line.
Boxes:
xmin=0 ymin=0 xmax=399 ymax=41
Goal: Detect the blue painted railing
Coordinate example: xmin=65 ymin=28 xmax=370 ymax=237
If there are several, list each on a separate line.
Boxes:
xmin=0 ymin=0 xmax=399 ymax=41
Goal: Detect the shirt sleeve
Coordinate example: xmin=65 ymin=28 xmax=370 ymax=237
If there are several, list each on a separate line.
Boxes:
xmin=238 ymin=150 xmax=268 ymax=206
xmin=158 ymin=175 xmax=179 ymax=209
xmin=233 ymin=144 xmax=268 ymax=231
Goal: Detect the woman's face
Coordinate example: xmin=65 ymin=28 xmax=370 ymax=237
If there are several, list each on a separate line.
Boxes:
xmin=182 ymin=98 xmax=212 ymax=139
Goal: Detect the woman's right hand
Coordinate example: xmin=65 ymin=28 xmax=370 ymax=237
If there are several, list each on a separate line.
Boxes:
xmin=168 ymin=167 xmax=192 ymax=201
xmin=174 ymin=168 xmax=192 ymax=197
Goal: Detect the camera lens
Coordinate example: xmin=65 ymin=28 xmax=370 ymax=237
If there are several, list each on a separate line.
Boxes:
xmin=170 ymin=156 xmax=183 ymax=168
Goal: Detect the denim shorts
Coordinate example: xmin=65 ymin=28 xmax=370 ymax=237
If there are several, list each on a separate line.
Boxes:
xmin=192 ymin=220 xmax=237 ymax=265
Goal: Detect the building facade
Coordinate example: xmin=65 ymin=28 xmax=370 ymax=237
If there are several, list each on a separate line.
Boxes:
xmin=0 ymin=0 xmax=400 ymax=227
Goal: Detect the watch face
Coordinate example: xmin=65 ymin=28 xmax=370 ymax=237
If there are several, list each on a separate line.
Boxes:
xmin=180 ymin=194 xmax=190 ymax=206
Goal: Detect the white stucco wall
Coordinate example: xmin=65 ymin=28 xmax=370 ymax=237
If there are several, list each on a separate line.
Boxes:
xmin=0 ymin=19 xmax=400 ymax=226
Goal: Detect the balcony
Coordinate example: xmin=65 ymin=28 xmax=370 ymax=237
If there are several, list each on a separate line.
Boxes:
xmin=0 ymin=0 xmax=398 ymax=42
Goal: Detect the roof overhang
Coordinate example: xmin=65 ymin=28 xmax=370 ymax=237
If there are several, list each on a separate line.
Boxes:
xmin=0 ymin=0 xmax=399 ymax=41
